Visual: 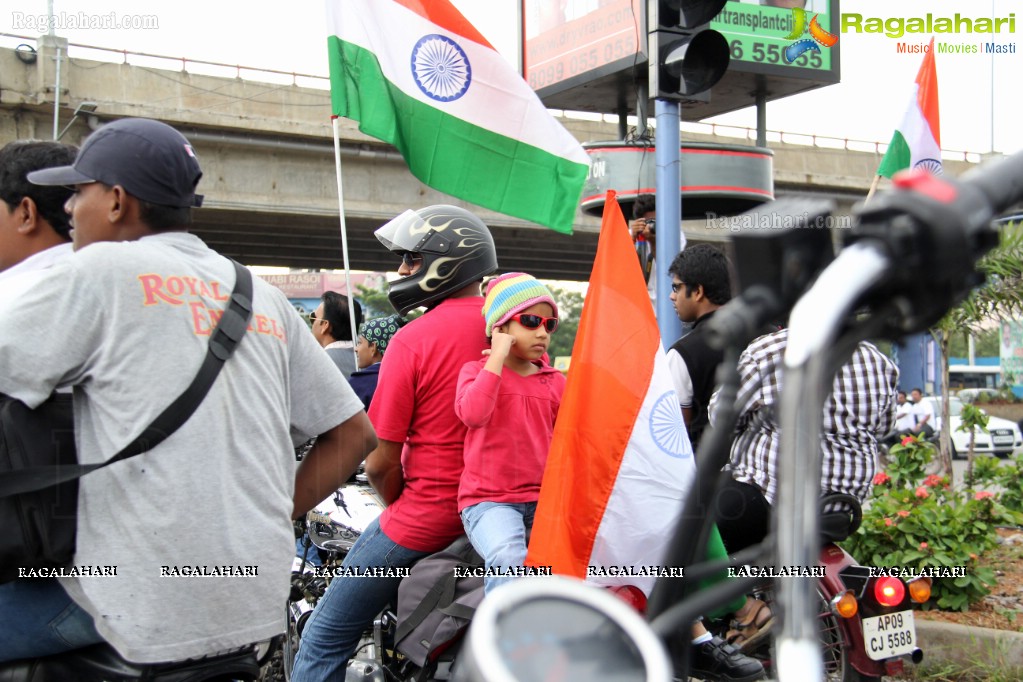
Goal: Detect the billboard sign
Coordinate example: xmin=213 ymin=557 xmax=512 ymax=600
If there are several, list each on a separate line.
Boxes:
xmin=523 ymin=0 xmax=644 ymax=96
xmin=524 ymin=0 xmax=840 ymax=121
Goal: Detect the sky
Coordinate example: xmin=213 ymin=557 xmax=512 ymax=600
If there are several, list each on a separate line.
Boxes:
xmin=1 ymin=0 xmax=1019 ymax=156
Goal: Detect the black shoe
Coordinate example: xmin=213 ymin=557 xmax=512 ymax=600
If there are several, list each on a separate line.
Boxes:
xmin=690 ymin=635 xmax=766 ymax=682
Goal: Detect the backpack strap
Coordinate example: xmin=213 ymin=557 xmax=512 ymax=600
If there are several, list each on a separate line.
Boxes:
xmin=0 ymin=260 xmax=253 ymax=498
xmin=394 ymin=570 xmax=459 ymax=645
xmin=394 ymin=536 xmax=486 ymax=645
xmin=437 ymin=601 xmax=478 ymax=621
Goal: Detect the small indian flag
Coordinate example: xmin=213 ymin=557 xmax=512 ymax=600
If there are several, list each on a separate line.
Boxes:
xmin=325 ymin=0 xmax=590 ymax=234
xmin=877 ymin=37 xmax=941 ymax=178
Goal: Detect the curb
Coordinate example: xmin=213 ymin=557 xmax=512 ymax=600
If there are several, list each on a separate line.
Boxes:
xmin=915 ymin=620 xmax=1023 ymax=670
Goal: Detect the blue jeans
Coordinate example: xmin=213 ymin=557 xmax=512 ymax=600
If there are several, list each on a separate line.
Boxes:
xmin=460 ymin=501 xmax=536 ymax=595
xmin=0 ymin=578 xmax=104 ymax=662
xmin=290 ymin=517 xmax=430 ymax=682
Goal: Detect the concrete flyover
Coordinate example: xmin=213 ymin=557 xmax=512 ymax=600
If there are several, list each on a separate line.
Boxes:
xmin=0 ymin=34 xmax=984 ymax=281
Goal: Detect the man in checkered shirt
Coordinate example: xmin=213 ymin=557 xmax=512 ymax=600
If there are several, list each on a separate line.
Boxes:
xmin=712 ymin=328 xmax=899 ymax=553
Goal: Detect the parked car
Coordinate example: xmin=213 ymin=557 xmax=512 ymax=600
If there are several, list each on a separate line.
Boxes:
xmin=957 ymin=387 xmax=1007 ymax=404
xmin=921 ymin=396 xmax=1023 ymax=459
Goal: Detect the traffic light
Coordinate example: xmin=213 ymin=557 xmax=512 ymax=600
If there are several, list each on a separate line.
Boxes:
xmin=649 ymin=0 xmax=730 ymax=101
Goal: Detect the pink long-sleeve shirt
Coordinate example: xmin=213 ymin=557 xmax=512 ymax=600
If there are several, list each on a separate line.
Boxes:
xmin=454 ymin=358 xmax=565 ymax=511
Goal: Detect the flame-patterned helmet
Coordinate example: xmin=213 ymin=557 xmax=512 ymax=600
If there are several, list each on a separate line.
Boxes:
xmin=375 ymin=205 xmax=498 ymax=316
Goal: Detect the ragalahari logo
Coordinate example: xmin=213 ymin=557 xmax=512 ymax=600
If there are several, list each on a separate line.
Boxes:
xmin=783 ymin=8 xmax=838 ymax=63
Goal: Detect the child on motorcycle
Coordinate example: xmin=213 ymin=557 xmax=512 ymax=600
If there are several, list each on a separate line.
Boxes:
xmin=454 ymin=273 xmax=566 ymax=594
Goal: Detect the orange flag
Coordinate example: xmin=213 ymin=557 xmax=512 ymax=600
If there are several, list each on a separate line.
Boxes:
xmin=525 ymin=191 xmax=696 ymax=595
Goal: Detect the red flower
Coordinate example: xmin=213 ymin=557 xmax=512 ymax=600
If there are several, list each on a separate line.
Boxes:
xmin=915 ymin=486 xmax=930 ymax=499
xmin=920 ymin=542 xmax=929 ymax=550
xmin=923 ymin=474 xmax=944 ymax=488
xmin=884 ymin=518 xmax=894 ymax=527
xmin=901 ymin=435 xmax=916 ymax=446
xmin=974 ymin=491 xmax=995 ymax=501
xmin=873 ymin=472 xmax=891 ymax=486
xmin=896 ymin=510 xmax=910 ymax=518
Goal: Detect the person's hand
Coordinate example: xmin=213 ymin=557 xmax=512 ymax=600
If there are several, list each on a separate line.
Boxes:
xmin=629 ymin=218 xmax=654 ymax=243
xmin=483 ymin=330 xmax=515 ymax=361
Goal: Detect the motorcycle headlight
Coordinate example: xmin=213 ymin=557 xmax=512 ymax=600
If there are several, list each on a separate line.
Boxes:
xmin=454 ymin=576 xmax=671 ymax=682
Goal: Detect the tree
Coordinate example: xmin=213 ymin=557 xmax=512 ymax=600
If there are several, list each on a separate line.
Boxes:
xmin=544 ymin=284 xmax=585 ymax=361
xmin=947 ymin=327 xmax=1000 ymax=359
xmin=931 ymin=223 xmax=1023 ymax=478
xmin=356 ymin=282 xmax=399 ymax=319
xmin=356 ymin=282 xmax=422 ymax=322
xmin=957 ymin=403 xmax=989 ymax=487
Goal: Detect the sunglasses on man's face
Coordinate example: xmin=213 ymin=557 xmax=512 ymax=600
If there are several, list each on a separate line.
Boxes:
xmin=510 ymin=313 xmax=558 ymax=333
xmin=400 ymin=252 xmax=423 ymax=268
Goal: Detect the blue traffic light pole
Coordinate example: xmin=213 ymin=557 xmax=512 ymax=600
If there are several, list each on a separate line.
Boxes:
xmin=655 ymin=98 xmax=683 ymax=348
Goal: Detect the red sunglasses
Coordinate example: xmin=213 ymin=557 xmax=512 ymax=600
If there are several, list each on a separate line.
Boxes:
xmin=510 ymin=313 xmax=558 ymax=333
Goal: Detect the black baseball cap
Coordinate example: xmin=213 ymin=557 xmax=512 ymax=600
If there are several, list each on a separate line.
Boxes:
xmin=27 ymin=118 xmax=204 ymax=208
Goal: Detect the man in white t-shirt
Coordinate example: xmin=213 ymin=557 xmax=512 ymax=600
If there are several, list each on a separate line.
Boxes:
xmin=906 ymin=387 xmax=936 ymax=439
xmin=894 ymin=391 xmax=914 ymax=430
xmin=883 ymin=390 xmax=916 ymax=447
xmin=0 ymin=140 xmax=77 ymax=305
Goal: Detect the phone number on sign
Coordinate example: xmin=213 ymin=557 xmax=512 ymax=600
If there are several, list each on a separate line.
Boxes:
xmin=528 ymin=34 xmax=637 ymax=90
xmin=729 ymin=39 xmax=826 ymax=69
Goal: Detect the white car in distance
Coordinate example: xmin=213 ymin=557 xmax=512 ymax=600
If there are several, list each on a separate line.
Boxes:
xmin=920 ymin=396 xmax=1023 ymax=459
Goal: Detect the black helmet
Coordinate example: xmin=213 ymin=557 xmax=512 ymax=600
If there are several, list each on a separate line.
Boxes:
xmin=375 ymin=205 xmax=498 ymax=316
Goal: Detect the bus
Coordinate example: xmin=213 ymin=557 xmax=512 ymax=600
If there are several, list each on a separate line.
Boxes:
xmin=948 ymin=364 xmax=1002 ymax=391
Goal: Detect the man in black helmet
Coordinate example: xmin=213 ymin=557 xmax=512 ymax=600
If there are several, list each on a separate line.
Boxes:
xmin=293 ymin=205 xmax=499 ymax=681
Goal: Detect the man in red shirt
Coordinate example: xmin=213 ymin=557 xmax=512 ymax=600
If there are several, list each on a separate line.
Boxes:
xmin=292 ymin=205 xmax=498 ymax=681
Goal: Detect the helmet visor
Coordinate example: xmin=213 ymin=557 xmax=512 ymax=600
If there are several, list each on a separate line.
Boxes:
xmin=374 ymin=209 xmax=428 ymax=253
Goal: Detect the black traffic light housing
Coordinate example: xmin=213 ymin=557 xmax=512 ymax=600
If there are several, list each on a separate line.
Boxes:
xmin=649 ymin=0 xmax=730 ymax=101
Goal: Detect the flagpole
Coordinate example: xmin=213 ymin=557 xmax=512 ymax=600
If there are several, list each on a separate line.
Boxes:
xmin=865 ymin=174 xmax=882 ymax=203
xmin=332 ymin=115 xmax=359 ymax=368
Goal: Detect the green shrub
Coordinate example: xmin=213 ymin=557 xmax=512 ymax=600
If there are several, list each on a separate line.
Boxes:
xmin=993 ymin=453 xmax=1023 ymax=514
xmin=970 ymin=453 xmax=1003 ymax=486
xmin=842 ymin=436 xmax=1023 ymax=611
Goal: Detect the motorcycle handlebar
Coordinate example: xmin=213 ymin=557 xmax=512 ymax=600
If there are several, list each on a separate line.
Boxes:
xmin=961 ymin=151 xmax=1023 ymax=217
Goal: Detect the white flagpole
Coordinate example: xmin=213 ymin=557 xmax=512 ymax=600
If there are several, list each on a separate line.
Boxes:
xmin=865 ymin=174 xmax=882 ymax=203
xmin=332 ymin=116 xmax=359 ymax=369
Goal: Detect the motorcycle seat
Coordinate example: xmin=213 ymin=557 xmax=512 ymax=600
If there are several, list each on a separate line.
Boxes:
xmin=0 ymin=639 xmax=272 ymax=682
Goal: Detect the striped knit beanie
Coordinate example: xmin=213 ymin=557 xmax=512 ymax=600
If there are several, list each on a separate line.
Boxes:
xmin=482 ymin=272 xmax=558 ymax=338
xmin=358 ymin=315 xmax=404 ymax=355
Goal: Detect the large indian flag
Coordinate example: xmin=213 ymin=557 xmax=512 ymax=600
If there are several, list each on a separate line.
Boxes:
xmin=877 ymin=37 xmax=941 ymax=178
xmin=325 ymin=0 xmax=590 ymax=234
xmin=526 ymin=191 xmax=707 ymax=596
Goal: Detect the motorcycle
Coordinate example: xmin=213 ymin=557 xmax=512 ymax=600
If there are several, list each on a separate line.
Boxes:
xmin=453 ymin=151 xmax=1023 ymax=682
xmin=267 ymin=470 xmax=389 ymax=682
xmin=702 ymin=493 xmax=929 ymax=682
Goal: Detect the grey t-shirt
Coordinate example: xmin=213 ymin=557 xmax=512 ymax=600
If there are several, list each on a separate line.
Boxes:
xmin=0 ymin=232 xmax=364 ymax=663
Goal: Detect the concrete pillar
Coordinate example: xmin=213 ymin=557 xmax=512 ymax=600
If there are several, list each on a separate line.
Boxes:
xmin=34 ymin=34 xmax=68 ymax=106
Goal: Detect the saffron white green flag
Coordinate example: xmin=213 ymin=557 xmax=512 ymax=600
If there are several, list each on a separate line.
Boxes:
xmin=877 ymin=37 xmax=941 ymax=178
xmin=525 ymin=192 xmax=712 ymax=597
xmin=326 ymin=0 xmax=590 ymax=234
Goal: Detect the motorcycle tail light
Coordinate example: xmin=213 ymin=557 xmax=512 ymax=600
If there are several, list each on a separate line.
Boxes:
xmin=831 ymin=590 xmax=858 ymax=618
xmin=873 ymin=577 xmax=906 ymax=606
xmin=607 ymin=585 xmax=647 ymax=614
xmin=908 ymin=577 xmax=932 ymax=603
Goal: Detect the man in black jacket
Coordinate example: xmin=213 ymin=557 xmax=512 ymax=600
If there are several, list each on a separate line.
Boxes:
xmin=665 ymin=245 xmax=733 ymax=450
